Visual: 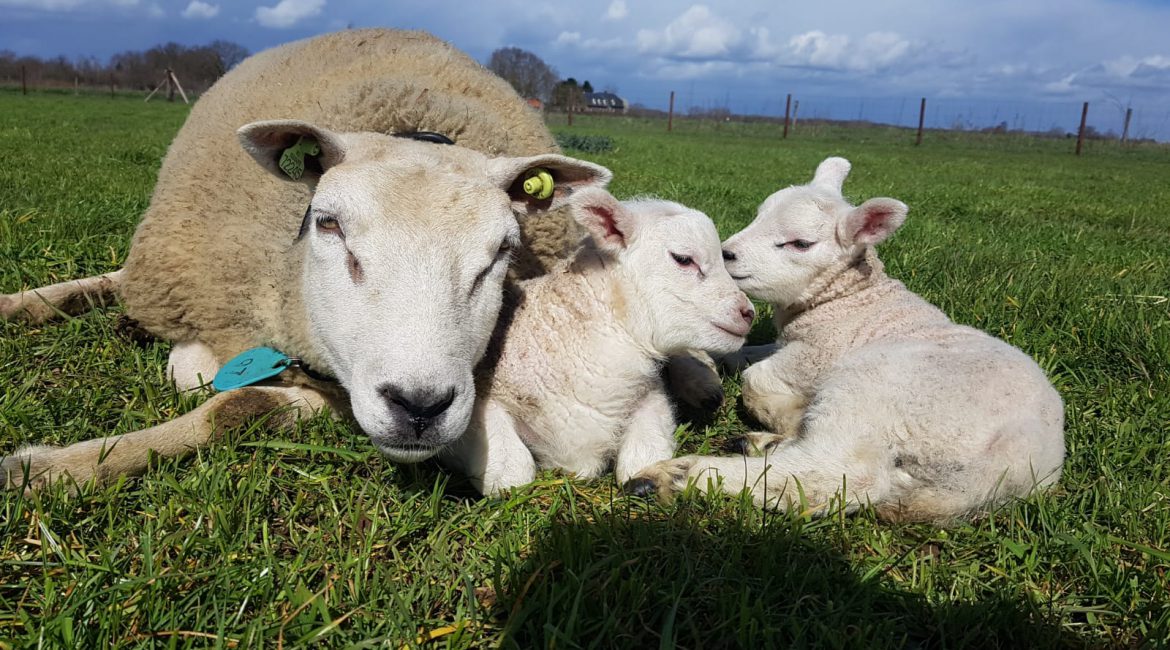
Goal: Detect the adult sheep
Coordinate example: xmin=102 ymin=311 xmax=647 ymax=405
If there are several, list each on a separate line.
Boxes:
xmin=1 ymin=29 xmax=623 ymax=490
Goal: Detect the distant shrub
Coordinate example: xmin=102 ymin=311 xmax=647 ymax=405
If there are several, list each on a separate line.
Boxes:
xmin=555 ymin=133 xmax=615 ymax=154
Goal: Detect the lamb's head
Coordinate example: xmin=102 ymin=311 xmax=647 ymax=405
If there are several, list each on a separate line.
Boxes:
xmin=570 ymin=188 xmax=754 ymax=357
xmin=721 ymin=156 xmax=908 ymax=308
xmin=238 ymin=120 xmax=611 ymax=462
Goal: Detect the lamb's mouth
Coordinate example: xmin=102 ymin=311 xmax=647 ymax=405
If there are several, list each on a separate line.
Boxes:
xmin=713 ymin=321 xmax=750 ymax=338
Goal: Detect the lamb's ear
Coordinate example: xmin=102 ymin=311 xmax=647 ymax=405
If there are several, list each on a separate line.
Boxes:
xmin=488 ymin=154 xmax=613 ymax=213
xmin=237 ymin=120 xmax=347 ymax=183
xmin=566 ymin=187 xmax=638 ymax=254
xmin=811 ymin=157 xmax=851 ymax=192
xmin=840 ymin=197 xmax=908 ymax=246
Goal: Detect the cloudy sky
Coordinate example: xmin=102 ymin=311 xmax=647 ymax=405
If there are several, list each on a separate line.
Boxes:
xmin=3 ymin=0 xmax=1170 ymax=139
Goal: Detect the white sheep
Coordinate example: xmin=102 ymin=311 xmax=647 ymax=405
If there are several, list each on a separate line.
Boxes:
xmin=0 ymin=29 xmax=613 ymax=490
xmin=628 ymin=157 xmax=1066 ymax=521
xmin=443 ymin=188 xmax=755 ymax=494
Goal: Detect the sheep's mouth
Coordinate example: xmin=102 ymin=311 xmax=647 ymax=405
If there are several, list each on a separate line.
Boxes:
xmin=373 ymin=440 xmax=443 ymax=463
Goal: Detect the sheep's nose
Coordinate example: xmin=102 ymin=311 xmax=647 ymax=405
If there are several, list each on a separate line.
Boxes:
xmin=378 ymin=384 xmax=456 ymax=435
xmin=722 ymin=249 xmax=737 ymax=261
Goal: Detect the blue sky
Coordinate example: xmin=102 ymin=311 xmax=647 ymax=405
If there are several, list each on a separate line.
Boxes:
xmin=3 ymin=0 xmax=1170 ymax=139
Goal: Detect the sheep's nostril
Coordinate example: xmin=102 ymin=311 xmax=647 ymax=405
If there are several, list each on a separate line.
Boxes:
xmin=722 ymin=249 xmax=737 ymax=261
xmin=741 ymin=306 xmax=756 ymax=324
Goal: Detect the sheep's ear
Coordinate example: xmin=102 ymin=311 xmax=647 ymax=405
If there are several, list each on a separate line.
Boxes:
xmin=566 ymin=187 xmax=637 ymax=253
xmin=488 ymin=154 xmax=613 ymax=214
xmin=811 ymin=157 xmax=851 ymax=192
xmin=839 ymin=197 xmax=908 ymax=246
xmin=237 ymin=120 xmax=347 ymax=183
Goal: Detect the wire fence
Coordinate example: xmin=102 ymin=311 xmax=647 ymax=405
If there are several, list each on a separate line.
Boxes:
xmin=614 ymin=91 xmax=1170 ymax=143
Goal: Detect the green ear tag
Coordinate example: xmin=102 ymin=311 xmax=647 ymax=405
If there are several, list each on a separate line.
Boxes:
xmin=278 ymin=136 xmax=321 ymax=180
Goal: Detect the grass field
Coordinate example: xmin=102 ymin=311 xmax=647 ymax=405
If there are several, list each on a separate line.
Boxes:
xmin=1 ymin=90 xmax=1168 ymax=648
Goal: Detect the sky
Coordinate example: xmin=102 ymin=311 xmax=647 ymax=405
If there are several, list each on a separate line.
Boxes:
xmin=3 ymin=0 xmax=1170 ymax=140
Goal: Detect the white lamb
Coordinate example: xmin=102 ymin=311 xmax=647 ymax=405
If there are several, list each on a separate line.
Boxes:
xmin=628 ymin=157 xmax=1065 ymax=521
xmin=444 ymin=188 xmax=755 ymax=494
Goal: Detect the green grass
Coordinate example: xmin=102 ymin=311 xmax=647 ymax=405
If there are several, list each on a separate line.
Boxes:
xmin=1 ymin=93 xmax=1168 ymax=648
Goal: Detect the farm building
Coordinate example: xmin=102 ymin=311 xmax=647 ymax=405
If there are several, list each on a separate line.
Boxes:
xmin=583 ymin=91 xmax=627 ymax=113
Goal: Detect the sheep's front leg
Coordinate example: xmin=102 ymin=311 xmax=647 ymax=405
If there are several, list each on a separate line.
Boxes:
xmin=0 ymin=269 xmax=124 ymax=323
xmin=614 ymin=387 xmax=678 ymax=483
xmin=2 ymin=383 xmax=337 ymax=493
xmin=441 ymin=398 xmax=536 ymax=496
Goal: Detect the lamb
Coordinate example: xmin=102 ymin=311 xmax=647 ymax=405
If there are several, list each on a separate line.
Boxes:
xmin=0 ymin=29 xmax=614 ymax=490
xmin=628 ymin=157 xmax=1066 ymax=521
xmin=442 ymin=188 xmax=755 ymax=494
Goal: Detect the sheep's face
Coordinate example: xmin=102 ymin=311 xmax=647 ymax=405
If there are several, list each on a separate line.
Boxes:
xmin=239 ymin=121 xmax=611 ymax=462
xmin=570 ymin=189 xmax=754 ymax=357
xmin=721 ymin=157 xmax=908 ymax=309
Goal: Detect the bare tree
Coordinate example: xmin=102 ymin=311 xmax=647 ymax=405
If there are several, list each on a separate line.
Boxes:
xmin=486 ymin=47 xmax=558 ymax=101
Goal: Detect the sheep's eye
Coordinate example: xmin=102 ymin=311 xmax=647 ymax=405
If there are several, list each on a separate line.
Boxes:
xmin=671 ymin=252 xmax=695 ymax=267
xmin=316 ymin=216 xmax=341 ymax=232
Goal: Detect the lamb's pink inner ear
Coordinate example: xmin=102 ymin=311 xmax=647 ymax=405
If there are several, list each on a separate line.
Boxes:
xmin=848 ymin=199 xmax=907 ymax=245
xmin=583 ymin=205 xmax=627 ymax=248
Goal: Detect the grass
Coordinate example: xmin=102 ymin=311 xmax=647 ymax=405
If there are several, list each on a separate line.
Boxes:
xmin=1 ymin=91 xmax=1168 ymax=648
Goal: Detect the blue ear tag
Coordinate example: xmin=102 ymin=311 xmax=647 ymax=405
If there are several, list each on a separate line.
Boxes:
xmin=213 ymin=347 xmax=294 ymax=391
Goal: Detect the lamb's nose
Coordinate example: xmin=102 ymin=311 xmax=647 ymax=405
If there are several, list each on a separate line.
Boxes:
xmin=378 ymin=384 xmax=456 ymax=435
xmin=722 ymin=249 xmax=737 ymax=261
xmin=739 ymin=303 xmax=758 ymax=325
xmin=739 ymin=300 xmax=756 ymax=324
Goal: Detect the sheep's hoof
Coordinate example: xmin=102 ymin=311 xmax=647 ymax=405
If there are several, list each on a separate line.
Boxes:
xmin=623 ymin=477 xmax=658 ymax=498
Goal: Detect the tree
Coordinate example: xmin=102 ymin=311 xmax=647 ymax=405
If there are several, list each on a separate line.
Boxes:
xmin=208 ymin=40 xmax=249 ymax=76
xmin=551 ymin=78 xmax=583 ymax=111
xmin=486 ymin=47 xmax=558 ymax=101
xmin=581 ymin=80 xmax=593 ymax=93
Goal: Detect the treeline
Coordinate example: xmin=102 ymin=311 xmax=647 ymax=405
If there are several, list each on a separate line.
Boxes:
xmin=0 ymin=41 xmax=249 ymax=95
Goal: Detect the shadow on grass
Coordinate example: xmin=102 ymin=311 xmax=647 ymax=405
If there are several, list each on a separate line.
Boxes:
xmin=490 ymin=507 xmax=1088 ymax=649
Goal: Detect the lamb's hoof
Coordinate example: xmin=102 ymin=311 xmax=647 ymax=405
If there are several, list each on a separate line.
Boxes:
xmin=724 ymin=432 xmax=787 ymax=457
xmin=722 ymin=436 xmax=752 ymax=455
xmin=623 ymin=477 xmax=658 ymax=498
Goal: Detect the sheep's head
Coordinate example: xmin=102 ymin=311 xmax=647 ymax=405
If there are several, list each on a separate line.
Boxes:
xmin=569 ymin=188 xmax=754 ymax=357
xmin=720 ymin=157 xmax=908 ymax=309
xmin=238 ymin=120 xmax=611 ymax=462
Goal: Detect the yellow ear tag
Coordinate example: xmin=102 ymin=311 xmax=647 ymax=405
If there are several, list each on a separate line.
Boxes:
xmin=522 ymin=168 xmax=555 ymax=200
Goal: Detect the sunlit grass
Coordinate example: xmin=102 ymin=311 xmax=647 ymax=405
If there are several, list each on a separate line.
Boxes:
xmin=1 ymin=94 xmax=1168 ymax=648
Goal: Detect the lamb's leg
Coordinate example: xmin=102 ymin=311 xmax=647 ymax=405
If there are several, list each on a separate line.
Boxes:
xmin=665 ymin=350 xmax=724 ymax=410
xmin=1 ymin=383 xmax=335 ymax=493
xmin=0 ymin=269 xmax=124 ymax=323
xmin=626 ymin=438 xmax=888 ymax=516
xmin=720 ymin=343 xmax=779 ymax=374
xmin=441 ymin=398 xmax=536 ymax=496
xmin=167 ymin=340 xmax=222 ymax=392
xmin=740 ymin=352 xmax=812 ymax=438
xmin=614 ymin=387 xmax=678 ymax=483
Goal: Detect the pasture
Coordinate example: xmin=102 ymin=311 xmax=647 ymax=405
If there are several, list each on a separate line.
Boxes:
xmin=1 ymin=91 xmax=1168 ymax=648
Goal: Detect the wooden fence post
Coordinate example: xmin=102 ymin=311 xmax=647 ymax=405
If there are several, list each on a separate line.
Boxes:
xmin=782 ymin=93 xmax=791 ymax=138
xmin=915 ymin=97 xmax=926 ymax=145
xmin=1076 ymin=102 xmax=1089 ymax=155
xmin=21 ymin=66 xmax=27 ymax=95
xmin=792 ymin=100 xmax=800 ymax=131
xmin=667 ymin=90 xmax=675 ymax=132
xmin=1121 ymin=107 xmax=1132 ymax=145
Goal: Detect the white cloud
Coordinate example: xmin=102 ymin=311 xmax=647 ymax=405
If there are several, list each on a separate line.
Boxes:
xmin=0 ymin=0 xmax=134 ymax=8
xmin=255 ymin=0 xmax=324 ymax=28
xmin=636 ymin=5 xmax=745 ymax=59
xmin=181 ymin=0 xmax=217 ymax=19
xmin=785 ymin=30 xmax=914 ymax=72
xmin=1045 ymin=54 xmax=1170 ymax=94
xmin=604 ymin=0 xmax=627 ymax=21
